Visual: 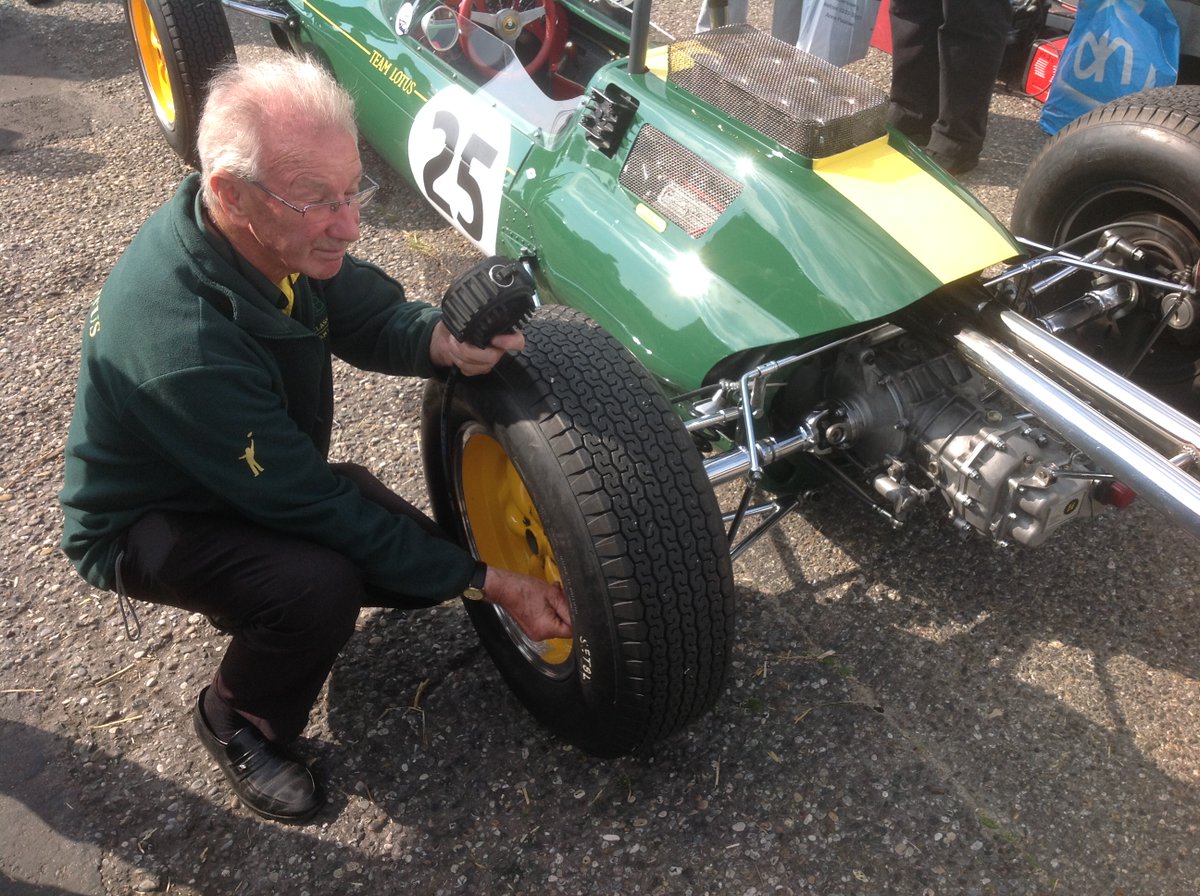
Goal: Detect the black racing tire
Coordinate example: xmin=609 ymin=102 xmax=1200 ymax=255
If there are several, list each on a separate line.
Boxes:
xmin=1011 ymin=86 xmax=1200 ymax=411
xmin=1013 ymin=86 xmax=1200 ymax=243
xmin=124 ymin=0 xmax=235 ymax=167
xmin=421 ymin=305 xmax=735 ymax=758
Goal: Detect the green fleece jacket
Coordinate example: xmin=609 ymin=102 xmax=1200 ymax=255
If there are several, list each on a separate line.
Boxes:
xmin=59 ymin=173 xmax=474 ymax=597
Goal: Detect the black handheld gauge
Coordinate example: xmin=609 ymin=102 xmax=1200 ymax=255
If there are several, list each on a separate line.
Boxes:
xmin=440 ymin=257 xmax=536 ymax=348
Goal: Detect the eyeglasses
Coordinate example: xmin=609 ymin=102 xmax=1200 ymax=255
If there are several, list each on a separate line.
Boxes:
xmin=247 ymin=173 xmax=380 ymax=217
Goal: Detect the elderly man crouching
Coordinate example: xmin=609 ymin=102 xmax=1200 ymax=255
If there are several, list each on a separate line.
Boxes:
xmin=59 ymin=57 xmax=571 ymax=824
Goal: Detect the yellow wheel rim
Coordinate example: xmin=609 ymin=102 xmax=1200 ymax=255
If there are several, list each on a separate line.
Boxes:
xmin=459 ymin=428 xmax=573 ymax=671
xmin=129 ymin=0 xmax=176 ymax=128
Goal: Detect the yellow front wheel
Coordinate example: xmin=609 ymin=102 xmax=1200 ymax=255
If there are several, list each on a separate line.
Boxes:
xmin=421 ymin=305 xmax=735 ymax=758
xmin=459 ymin=427 xmax=573 ymax=676
xmin=123 ymin=0 xmax=235 ymax=166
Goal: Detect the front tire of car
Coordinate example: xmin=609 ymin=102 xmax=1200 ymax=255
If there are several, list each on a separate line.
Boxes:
xmin=421 ymin=305 xmax=736 ymax=757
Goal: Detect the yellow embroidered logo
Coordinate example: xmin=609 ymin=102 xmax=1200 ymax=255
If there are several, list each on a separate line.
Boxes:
xmin=87 ymin=295 xmax=102 ymax=338
xmin=240 ymin=432 xmax=264 ymax=476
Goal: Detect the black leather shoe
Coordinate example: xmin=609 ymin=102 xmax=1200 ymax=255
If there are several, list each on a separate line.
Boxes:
xmin=192 ymin=690 xmax=325 ymax=823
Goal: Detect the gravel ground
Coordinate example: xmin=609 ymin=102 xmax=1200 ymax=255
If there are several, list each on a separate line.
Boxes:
xmin=3 ymin=1 xmax=1200 ymax=895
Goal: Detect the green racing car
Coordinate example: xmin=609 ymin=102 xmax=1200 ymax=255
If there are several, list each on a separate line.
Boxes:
xmin=124 ymin=0 xmax=1200 ymax=757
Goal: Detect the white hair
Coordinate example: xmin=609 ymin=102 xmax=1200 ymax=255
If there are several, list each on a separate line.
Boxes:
xmin=197 ymin=56 xmax=358 ymax=207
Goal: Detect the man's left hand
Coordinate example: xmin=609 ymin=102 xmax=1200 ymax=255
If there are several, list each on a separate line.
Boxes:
xmin=429 ymin=320 xmax=524 ymax=376
xmin=481 ymin=567 xmax=573 ymax=642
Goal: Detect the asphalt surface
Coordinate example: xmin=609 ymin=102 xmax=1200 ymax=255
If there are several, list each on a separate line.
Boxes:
xmin=3 ymin=1 xmax=1200 ymax=895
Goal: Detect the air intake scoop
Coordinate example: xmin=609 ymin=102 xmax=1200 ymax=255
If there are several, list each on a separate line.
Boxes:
xmin=667 ymin=25 xmax=889 ymax=159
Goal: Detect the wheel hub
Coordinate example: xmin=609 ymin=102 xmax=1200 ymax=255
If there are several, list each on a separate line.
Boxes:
xmin=459 ymin=429 xmax=572 ymax=674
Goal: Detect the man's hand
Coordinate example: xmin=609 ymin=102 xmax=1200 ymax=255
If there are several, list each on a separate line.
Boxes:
xmin=481 ymin=567 xmax=572 ymax=642
xmin=429 ymin=320 xmax=524 ymax=377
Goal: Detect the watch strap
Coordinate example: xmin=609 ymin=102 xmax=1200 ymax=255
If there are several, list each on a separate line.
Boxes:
xmin=469 ymin=561 xmax=488 ymax=592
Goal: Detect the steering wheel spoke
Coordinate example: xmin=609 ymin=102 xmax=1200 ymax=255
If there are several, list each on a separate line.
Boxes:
xmin=516 ymin=7 xmax=547 ymax=25
xmin=468 ymin=9 xmax=499 ymax=28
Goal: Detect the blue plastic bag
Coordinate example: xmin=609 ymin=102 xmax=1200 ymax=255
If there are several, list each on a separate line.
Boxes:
xmin=1041 ymin=0 xmax=1181 ymax=134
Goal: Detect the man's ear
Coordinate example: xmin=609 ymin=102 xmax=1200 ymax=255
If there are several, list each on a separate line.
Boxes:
xmin=209 ymin=172 xmax=252 ymax=225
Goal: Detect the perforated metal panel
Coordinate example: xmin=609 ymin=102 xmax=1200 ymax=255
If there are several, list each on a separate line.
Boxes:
xmin=619 ymin=125 xmax=743 ymax=237
xmin=667 ymin=25 xmax=888 ymax=159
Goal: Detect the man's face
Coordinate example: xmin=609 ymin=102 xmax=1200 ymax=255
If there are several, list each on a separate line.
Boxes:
xmin=239 ymin=126 xmax=365 ymax=282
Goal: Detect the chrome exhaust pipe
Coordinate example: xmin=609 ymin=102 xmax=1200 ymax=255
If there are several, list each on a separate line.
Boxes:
xmin=992 ymin=308 xmax=1200 ymax=466
xmin=954 ymin=327 xmax=1200 ymax=540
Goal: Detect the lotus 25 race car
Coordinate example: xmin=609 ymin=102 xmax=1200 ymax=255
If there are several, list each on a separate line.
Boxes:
xmin=124 ymin=0 xmax=1200 ymax=757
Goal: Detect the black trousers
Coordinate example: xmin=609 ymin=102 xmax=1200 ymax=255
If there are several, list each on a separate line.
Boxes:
xmin=117 ymin=463 xmax=449 ymax=744
xmin=887 ymin=0 xmax=1013 ymax=159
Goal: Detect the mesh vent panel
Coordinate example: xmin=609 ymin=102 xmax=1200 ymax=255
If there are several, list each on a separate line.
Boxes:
xmin=667 ymin=25 xmax=888 ymax=158
xmin=620 ymin=125 xmax=743 ymax=237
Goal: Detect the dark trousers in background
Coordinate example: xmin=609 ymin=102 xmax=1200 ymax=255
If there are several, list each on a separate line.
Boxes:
xmin=887 ymin=0 xmax=1013 ymax=160
xmin=117 ymin=463 xmax=448 ymax=744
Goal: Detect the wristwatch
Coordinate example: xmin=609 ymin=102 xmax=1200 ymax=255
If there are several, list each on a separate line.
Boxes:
xmin=462 ymin=561 xmax=488 ymax=602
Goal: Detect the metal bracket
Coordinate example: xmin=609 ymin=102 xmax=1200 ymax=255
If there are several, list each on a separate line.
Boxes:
xmin=221 ymin=0 xmax=299 ymax=30
xmin=581 ymin=85 xmax=639 ymax=156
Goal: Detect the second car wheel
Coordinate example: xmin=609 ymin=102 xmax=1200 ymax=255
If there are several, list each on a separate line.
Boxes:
xmin=422 ymin=305 xmax=736 ymax=758
xmin=1012 ymin=86 xmax=1200 ymax=413
xmin=125 ymin=0 xmax=235 ymax=167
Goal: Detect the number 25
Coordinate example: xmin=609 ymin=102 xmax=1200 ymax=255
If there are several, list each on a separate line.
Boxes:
xmin=420 ymin=109 xmax=498 ymax=243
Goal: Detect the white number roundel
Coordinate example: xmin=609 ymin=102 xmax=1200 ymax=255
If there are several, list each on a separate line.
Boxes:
xmin=408 ymin=85 xmax=511 ymax=254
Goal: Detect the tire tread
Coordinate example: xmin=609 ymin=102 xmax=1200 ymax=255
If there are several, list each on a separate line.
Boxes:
xmin=517 ymin=308 xmax=734 ymax=746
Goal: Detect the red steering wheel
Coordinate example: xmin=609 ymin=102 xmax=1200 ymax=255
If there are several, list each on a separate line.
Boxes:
xmin=457 ymin=0 xmax=566 ymax=76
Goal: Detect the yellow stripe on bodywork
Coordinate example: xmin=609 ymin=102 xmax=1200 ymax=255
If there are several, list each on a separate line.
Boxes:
xmin=813 ymin=137 xmax=1017 ymax=284
xmin=303 ymin=0 xmax=429 ymax=101
xmin=646 ymin=41 xmax=722 ymax=81
xmin=645 ymin=46 xmax=671 ymax=81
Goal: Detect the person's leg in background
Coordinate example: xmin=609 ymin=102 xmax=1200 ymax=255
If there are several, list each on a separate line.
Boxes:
xmin=927 ymin=0 xmax=1013 ymax=169
xmin=771 ymin=0 xmax=805 ymax=44
xmin=887 ymin=0 xmax=943 ymax=147
xmin=888 ymin=0 xmax=1012 ymax=174
xmin=697 ymin=0 xmax=751 ymax=30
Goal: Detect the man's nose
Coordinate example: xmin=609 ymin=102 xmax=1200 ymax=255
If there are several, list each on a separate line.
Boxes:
xmin=328 ymin=204 xmax=361 ymax=241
